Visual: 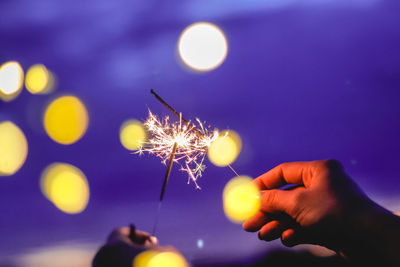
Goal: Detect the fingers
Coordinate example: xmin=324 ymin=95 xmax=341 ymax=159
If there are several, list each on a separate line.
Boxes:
xmin=243 ymin=211 xmax=270 ymax=232
xmin=243 ymin=210 xmax=291 ymax=232
xmin=281 ymin=228 xmax=298 ymax=247
xmin=243 ymin=211 xmax=287 ymax=232
xmin=130 ymin=227 xmax=158 ymax=247
xmin=258 ymin=225 xmax=303 ymax=247
xmin=135 ymin=230 xmax=158 ymax=246
xmin=244 ymin=188 xmax=302 ymax=232
xmin=134 ymin=230 xmax=158 ymax=245
xmin=258 ymin=221 xmax=282 ymax=241
xmin=107 ymin=226 xmax=158 ymax=247
xmin=253 ymin=161 xmax=317 ymax=190
xmin=258 ymin=214 xmax=294 ymax=241
xmin=281 ymin=227 xmax=310 ymax=247
xmin=260 ymin=189 xmax=297 ymax=214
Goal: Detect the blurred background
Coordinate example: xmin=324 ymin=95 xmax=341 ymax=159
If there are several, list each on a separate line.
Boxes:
xmin=1 ymin=0 xmax=400 ymax=266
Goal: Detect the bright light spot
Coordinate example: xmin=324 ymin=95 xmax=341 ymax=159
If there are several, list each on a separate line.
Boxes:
xmin=197 ymin=239 xmax=204 ymax=249
xmin=40 ymin=163 xmax=89 ymax=214
xmin=25 ymin=64 xmax=55 ymax=94
xmin=178 ymin=22 xmax=228 ymax=72
xmin=174 ymin=132 xmax=188 ymax=147
xmin=208 ymin=130 xmax=241 ymax=167
xmin=0 ymin=61 xmax=24 ymax=101
xmin=120 ymin=120 xmax=147 ymax=151
xmin=0 ymin=121 xmax=28 ymax=176
xmin=44 ymin=96 xmax=89 ymax=145
xmin=147 ymin=252 xmax=188 ymax=267
xmin=223 ymin=176 xmax=260 ymax=223
xmin=133 ymin=251 xmax=188 ymax=267
xmin=133 ymin=250 xmax=159 ymax=267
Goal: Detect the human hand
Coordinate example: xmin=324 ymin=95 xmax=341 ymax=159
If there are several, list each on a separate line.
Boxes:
xmin=93 ymin=225 xmax=161 ymax=267
xmin=106 ymin=224 xmax=158 ymax=248
xmin=243 ymin=160 xmax=373 ymax=250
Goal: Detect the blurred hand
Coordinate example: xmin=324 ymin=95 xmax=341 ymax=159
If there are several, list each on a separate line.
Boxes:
xmin=93 ymin=225 xmax=163 ymax=267
xmin=106 ymin=225 xmax=158 ymax=248
xmin=243 ymin=160 xmax=400 ymax=264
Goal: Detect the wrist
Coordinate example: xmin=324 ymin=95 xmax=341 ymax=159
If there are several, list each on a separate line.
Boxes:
xmin=339 ymin=198 xmax=400 ymax=265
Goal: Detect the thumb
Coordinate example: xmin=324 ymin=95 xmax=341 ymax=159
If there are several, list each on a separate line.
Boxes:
xmin=260 ymin=189 xmax=296 ymax=215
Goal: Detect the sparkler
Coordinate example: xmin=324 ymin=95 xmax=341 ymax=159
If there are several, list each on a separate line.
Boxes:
xmin=138 ymin=89 xmax=239 ymax=234
xmin=137 ymin=105 xmax=218 ymax=192
xmin=149 ymin=89 xmax=239 ymax=177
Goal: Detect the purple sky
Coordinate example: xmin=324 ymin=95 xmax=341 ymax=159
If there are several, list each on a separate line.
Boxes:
xmin=0 ymin=0 xmax=399 ymax=265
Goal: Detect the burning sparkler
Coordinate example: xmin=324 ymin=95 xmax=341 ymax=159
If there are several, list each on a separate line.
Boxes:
xmin=137 ymin=108 xmax=219 ymax=191
xmin=136 ymin=89 xmax=239 ymax=235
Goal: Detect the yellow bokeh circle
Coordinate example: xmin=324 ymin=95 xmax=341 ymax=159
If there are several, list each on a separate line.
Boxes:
xmin=120 ymin=120 xmax=147 ymax=151
xmin=25 ymin=64 xmax=54 ymax=94
xmin=133 ymin=251 xmax=159 ymax=267
xmin=44 ymin=95 xmax=89 ymax=145
xmin=223 ymin=176 xmax=260 ymax=223
xmin=0 ymin=61 xmax=24 ymax=101
xmin=0 ymin=121 xmax=28 ymax=176
xmin=208 ymin=130 xmax=241 ymax=167
xmin=178 ymin=22 xmax=228 ymax=72
xmin=133 ymin=250 xmax=188 ymax=267
xmin=40 ymin=163 xmax=89 ymax=214
xmin=147 ymin=252 xmax=188 ymax=267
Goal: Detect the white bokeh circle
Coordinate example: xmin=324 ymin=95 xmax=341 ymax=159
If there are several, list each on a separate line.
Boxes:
xmin=178 ymin=22 xmax=228 ymax=72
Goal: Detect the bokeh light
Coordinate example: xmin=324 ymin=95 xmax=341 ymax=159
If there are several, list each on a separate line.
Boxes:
xmin=133 ymin=250 xmax=159 ymax=267
xmin=0 ymin=61 xmax=24 ymax=101
xmin=25 ymin=64 xmax=55 ymax=94
xmin=178 ymin=22 xmax=228 ymax=72
xmin=223 ymin=176 xmax=260 ymax=223
xmin=120 ymin=119 xmax=147 ymax=151
xmin=43 ymin=95 xmax=89 ymax=145
xmin=197 ymin=239 xmax=204 ymax=249
xmin=0 ymin=121 xmax=28 ymax=176
xmin=40 ymin=163 xmax=90 ymax=214
xmin=147 ymin=252 xmax=188 ymax=267
xmin=133 ymin=251 xmax=188 ymax=267
xmin=208 ymin=130 xmax=241 ymax=167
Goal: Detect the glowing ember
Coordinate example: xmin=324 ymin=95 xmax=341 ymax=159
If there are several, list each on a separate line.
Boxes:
xmin=136 ymin=110 xmax=219 ymax=188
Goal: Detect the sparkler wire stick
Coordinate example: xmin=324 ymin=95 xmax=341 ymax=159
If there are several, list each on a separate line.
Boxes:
xmin=150 ymin=89 xmax=203 ymax=138
xmin=150 ymin=89 xmax=239 ymax=176
xmin=228 ymin=164 xmax=239 ymax=177
xmin=160 ymin=142 xmax=178 ymax=202
xmin=152 ymin=142 xmax=178 ymax=235
xmin=152 ymin=201 xmax=162 ymax=235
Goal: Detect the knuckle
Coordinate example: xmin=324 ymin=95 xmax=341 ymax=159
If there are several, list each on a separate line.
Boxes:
xmin=277 ymin=162 xmax=289 ymax=170
xmin=317 ymin=159 xmax=343 ymax=171
xmin=262 ymin=189 xmax=278 ymax=208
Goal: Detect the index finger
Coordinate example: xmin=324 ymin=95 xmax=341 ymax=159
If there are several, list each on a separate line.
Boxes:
xmin=254 ymin=161 xmax=316 ymax=190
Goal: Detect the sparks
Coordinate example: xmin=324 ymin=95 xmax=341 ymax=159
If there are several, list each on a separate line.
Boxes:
xmin=136 ymin=110 xmax=219 ymax=189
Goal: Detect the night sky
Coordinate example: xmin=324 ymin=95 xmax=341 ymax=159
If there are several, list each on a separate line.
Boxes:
xmin=1 ymin=0 xmax=400 ymax=266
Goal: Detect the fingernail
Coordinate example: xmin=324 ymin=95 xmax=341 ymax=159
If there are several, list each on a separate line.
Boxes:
xmin=151 ymin=236 xmax=158 ymax=245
